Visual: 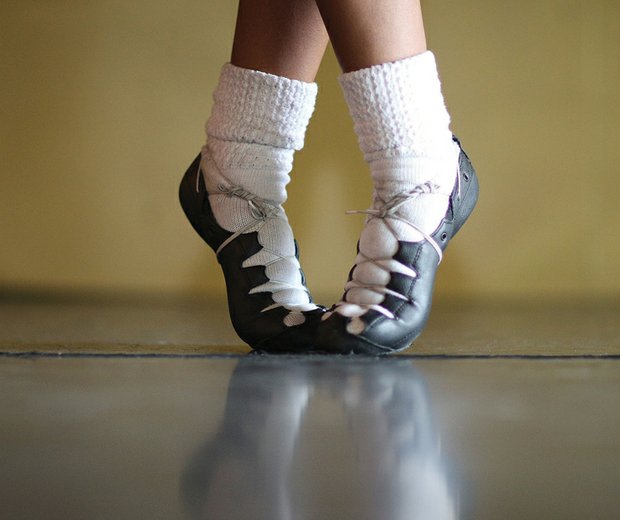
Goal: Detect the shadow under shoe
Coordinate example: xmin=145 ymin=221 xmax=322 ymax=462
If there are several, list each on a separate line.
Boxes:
xmin=315 ymin=137 xmax=479 ymax=355
xmin=179 ymin=154 xmax=325 ymax=353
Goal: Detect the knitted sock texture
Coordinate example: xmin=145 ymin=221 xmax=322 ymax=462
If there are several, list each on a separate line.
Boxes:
xmin=201 ymin=64 xmax=318 ymax=310
xmin=339 ymin=51 xmax=455 ymax=162
xmin=205 ymin=63 xmax=317 ymax=206
xmin=338 ymin=51 xmax=459 ymax=311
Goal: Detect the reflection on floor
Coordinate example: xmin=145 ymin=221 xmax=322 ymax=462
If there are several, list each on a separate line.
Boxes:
xmin=1 ymin=296 xmax=619 ymax=519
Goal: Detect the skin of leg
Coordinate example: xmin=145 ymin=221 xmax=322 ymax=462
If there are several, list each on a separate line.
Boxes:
xmin=231 ymin=0 xmax=329 ymax=82
xmin=313 ymin=0 xmax=427 ymax=72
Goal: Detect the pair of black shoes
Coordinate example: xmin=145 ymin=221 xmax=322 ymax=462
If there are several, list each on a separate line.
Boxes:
xmin=179 ymin=137 xmax=479 ymax=355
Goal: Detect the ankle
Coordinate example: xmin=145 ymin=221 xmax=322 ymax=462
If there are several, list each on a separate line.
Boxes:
xmin=370 ymin=142 xmax=460 ymax=197
xmin=201 ymin=140 xmax=292 ymax=205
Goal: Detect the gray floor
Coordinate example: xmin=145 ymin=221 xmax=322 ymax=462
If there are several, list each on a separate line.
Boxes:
xmin=1 ymin=295 xmax=619 ymax=519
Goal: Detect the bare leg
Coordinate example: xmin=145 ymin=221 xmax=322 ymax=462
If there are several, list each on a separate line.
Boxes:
xmin=231 ymin=0 xmax=329 ymax=82
xmin=314 ymin=0 xmax=427 ymax=72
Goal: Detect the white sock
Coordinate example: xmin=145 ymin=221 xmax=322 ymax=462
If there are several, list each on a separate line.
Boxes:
xmin=202 ymin=64 xmax=318 ymax=313
xmin=336 ymin=51 xmax=460 ymax=315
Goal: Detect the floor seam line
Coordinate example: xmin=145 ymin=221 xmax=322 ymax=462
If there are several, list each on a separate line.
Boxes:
xmin=1 ymin=352 xmax=619 ymax=360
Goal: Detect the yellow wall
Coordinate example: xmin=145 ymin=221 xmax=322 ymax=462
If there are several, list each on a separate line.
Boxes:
xmin=1 ymin=0 xmax=619 ymax=302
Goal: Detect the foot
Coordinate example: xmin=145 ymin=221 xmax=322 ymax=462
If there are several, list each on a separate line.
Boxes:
xmin=315 ymin=138 xmax=478 ymax=355
xmin=179 ymin=152 xmax=325 ymax=353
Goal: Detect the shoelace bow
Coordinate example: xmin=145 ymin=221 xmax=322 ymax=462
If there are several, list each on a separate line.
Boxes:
xmin=335 ymin=182 xmax=445 ymax=320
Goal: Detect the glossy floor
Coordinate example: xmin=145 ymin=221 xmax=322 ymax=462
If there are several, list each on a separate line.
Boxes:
xmin=1 ymin=297 xmax=619 ymax=519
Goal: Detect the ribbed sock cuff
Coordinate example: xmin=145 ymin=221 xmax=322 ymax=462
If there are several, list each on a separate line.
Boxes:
xmin=339 ymin=51 xmax=453 ymax=161
xmin=206 ymin=63 xmax=318 ymax=150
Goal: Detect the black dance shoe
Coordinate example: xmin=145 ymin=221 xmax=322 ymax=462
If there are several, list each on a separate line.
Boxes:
xmin=179 ymin=153 xmax=325 ymax=353
xmin=315 ymin=137 xmax=479 ymax=355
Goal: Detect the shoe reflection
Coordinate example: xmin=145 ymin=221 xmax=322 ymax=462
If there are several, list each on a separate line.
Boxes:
xmin=182 ymin=357 xmax=457 ymax=520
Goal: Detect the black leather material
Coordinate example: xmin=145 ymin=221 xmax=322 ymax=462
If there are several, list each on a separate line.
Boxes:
xmin=315 ymin=137 xmax=479 ymax=355
xmin=179 ymin=154 xmax=325 ymax=353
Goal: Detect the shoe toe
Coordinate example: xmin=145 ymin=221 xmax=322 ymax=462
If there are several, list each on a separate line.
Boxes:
xmin=315 ymin=313 xmax=394 ymax=356
xmin=252 ymin=308 xmax=326 ymax=354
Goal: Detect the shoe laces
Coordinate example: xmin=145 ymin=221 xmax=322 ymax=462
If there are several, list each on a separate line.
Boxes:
xmin=328 ymin=183 xmax=444 ymax=322
xmin=198 ymin=163 xmax=318 ymax=317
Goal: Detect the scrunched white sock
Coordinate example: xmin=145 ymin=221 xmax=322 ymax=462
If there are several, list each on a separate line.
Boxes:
xmin=336 ymin=51 xmax=460 ymax=315
xmin=202 ymin=63 xmax=318 ymax=313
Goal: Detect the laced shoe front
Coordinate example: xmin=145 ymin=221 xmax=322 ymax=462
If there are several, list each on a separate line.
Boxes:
xmin=324 ymin=182 xmax=445 ymax=332
xmin=316 ymin=138 xmax=479 ymax=355
xmin=179 ymin=153 xmax=324 ymax=352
